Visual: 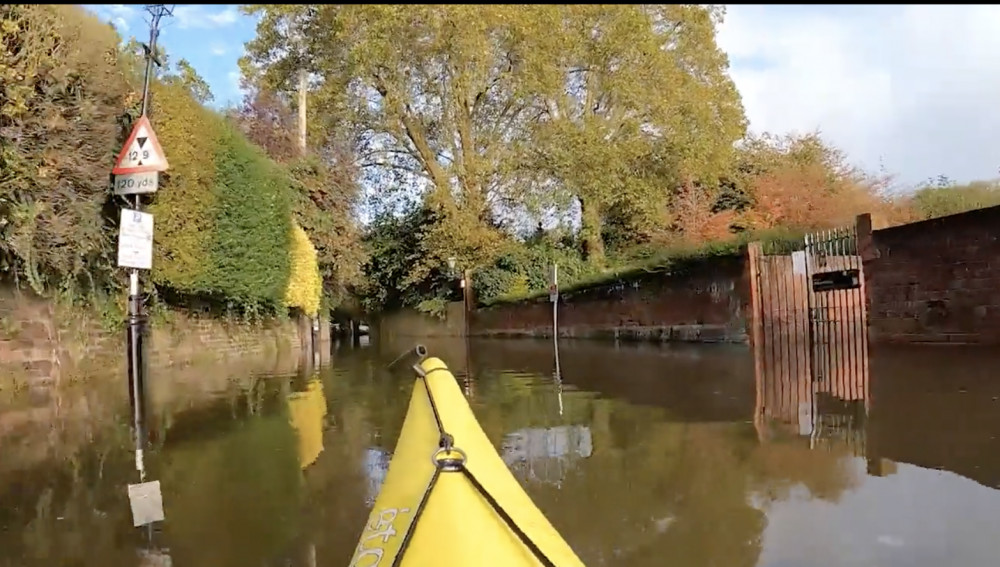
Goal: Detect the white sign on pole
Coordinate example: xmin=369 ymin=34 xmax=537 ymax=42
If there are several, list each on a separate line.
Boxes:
xmin=114 ymin=171 xmax=159 ymax=195
xmin=791 ymin=250 xmax=807 ymax=276
xmin=549 ymin=263 xmax=559 ymax=303
xmin=127 ymin=480 xmax=165 ymax=527
xmin=117 ymin=209 xmax=154 ymax=270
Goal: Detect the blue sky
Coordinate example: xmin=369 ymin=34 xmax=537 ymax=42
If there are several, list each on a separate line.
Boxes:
xmin=86 ymin=4 xmax=1000 ymax=187
xmin=84 ymin=4 xmax=258 ymax=109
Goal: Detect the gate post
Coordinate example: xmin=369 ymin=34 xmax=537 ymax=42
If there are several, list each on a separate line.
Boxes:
xmin=746 ymin=242 xmax=765 ymax=426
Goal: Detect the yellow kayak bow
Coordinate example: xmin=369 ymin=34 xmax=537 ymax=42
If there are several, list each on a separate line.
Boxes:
xmin=348 ymin=355 xmax=585 ymax=567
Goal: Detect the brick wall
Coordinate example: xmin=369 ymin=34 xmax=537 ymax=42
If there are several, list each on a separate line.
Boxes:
xmin=0 ymin=287 xmax=312 ymax=389
xmin=471 ymin=253 xmax=750 ymax=343
xmin=863 ymin=205 xmax=1000 ymax=344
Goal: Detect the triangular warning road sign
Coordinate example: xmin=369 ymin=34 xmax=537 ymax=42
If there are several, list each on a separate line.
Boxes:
xmin=112 ymin=115 xmax=169 ymax=175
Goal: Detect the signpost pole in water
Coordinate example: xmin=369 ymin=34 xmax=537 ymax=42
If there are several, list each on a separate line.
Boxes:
xmin=550 ymin=263 xmax=563 ymax=414
xmin=114 ymin=4 xmax=173 ymax=529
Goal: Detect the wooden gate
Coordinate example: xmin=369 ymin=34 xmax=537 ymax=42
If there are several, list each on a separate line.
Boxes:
xmin=803 ymin=227 xmax=870 ymax=405
xmin=749 ymin=225 xmax=870 ymax=438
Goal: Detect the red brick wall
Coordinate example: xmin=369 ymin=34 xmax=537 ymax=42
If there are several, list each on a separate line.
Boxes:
xmin=864 ymin=205 xmax=1000 ymax=344
xmin=471 ymin=253 xmax=750 ymax=343
xmin=0 ymin=287 xmax=309 ymax=389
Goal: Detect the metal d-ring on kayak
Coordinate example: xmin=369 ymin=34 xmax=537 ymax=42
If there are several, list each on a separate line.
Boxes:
xmin=390 ymin=363 xmax=558 ymax=567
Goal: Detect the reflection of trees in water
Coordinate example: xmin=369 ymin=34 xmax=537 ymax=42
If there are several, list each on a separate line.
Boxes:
xmin=0 ymin=345 xmax=869 ymax=567
xmin=156 ymin=411 xmax=303 ymax=566
xmin=460 ymin=367 xmax=862 ymax=567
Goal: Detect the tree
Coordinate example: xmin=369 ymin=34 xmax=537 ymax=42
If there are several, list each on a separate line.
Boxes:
xmin=241 ymin=5 xmax=558 ymax=281
xmin=732 ymin=132 xmax=890 ymax=231
xmin=0 ymin=5 xmax=132 ymax=294
xmin=230 ymin=88 xmax=298 ymax=163
xmin=527 ymin=5 xmax=747 ymax=264
xmin=165 ymin=58 xmax=214 ymax=104
xmin=231 ymin=87 xmax=366 ymax=307
xmin=241 ymin=5 xmax=747 ymax=272
xmin=909 ymin=179 xmax=1000 ymax=221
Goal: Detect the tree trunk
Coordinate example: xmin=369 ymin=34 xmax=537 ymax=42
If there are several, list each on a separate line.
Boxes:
xmin=578 ymin=196 xmax=605 ymax=266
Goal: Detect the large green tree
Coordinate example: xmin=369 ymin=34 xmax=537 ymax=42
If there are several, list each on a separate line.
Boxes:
xmin=240 ymin=4 xmax=746 ymax=275
xmin=527 ymin=5 xmax=746 ymax=263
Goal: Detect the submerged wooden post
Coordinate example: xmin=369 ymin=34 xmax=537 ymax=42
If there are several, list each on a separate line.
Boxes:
xmin=746 ymin=242 xmax=765 ymax=437
xmin=462 ymin=268 xmax=473 ymax=337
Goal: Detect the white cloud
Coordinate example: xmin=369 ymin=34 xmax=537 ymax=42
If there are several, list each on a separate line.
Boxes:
xmin=113 ymin=16 xmax=129 ymax=32
xmin=105 ymin=4 xmax=135 ymax=18
xmin=173 ymin=6 xmax=239 ymax=30
xmin=717 ymin=5 xmax=1000 ymax=186
xmin=211 ymin=43 xmax=227 ymax=57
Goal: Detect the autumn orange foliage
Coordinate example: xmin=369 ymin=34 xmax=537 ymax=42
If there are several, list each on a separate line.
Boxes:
xmin=672 ymin=184 xmax=737 ymax=243
xmin=743 ymin=164 xmax=879 ymax=231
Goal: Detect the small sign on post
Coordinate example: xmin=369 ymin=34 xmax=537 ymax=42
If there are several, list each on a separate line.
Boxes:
xmin=114 ymin=171 xmax=160 ymax=196
xmin=127 ymin=480 xmax=165 ymax=527
xmin=112 ymin=115 xmax=169 ymax=176
xmin=117 ymin=209 xmax=154 ymax=270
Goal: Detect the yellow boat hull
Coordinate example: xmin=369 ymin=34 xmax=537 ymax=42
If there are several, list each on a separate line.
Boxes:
xmin=349 ymin=357 xmax=585 ymax=567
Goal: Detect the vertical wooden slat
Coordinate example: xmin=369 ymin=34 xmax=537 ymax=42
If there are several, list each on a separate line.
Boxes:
xmin=858 ymin=245 xmax=871 ymax=412
xmin=777 ymin=256 xmax=791 ymax=418
xmin=842 ymin=233 xmax=854 ymax=400
xmin=857 ymin=258 xmax=865 ymax=401
xmin=794 ymin=249 xmax=811 ymax=431
xmin=760 ymin=257 xmax=775 ymax=418
xmin=826 ymin=231 xmax=836 ymax=398
xmin=774 ymin=257 xmax=788 ymax=421
xmin=856 ymin=227 xmax=867 ymax=404
xmin=842 ymin=230 xmax=853 ymax=399
xmin=748 ymin=243 xmax=764 ymax=417
xmin=787 ymin=253 xmax=799 ymax=421
xmin=766 ymin=257 xmax=783 ymax=419
xmin=849 ymin=229 xmax=862 ymax=401
xmin=832 ymin=231 xmax=842 ymax=398
xmin=847 ymin=234 xmax=860 ymax=401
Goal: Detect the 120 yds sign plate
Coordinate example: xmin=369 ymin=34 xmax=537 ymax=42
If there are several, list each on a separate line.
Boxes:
xmin=114 ymin=171 xmax=159 ymax=195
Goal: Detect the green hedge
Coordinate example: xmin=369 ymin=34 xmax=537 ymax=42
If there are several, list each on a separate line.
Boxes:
xmin=2 ymin=6 xmax=298 ymax=314
xmin=202 ymin=124 xmax=292 ymax=309
xmin=147 ymin=87 xmax=293 ymax=311
xmin=0 ymin=5 xmax=132 ymax=294
xmin=147 ymin=82 xmax=223 ymax=292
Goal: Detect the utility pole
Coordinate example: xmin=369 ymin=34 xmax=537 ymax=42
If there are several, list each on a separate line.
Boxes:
xmin=298 ymin=69 xmax=308 ymax=155
xmin=296 ymin=68 xmax=319 ymax=363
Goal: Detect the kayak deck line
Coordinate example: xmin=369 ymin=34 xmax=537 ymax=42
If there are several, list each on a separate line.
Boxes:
xmin=349 ymin=354 xmax=586 ymax=567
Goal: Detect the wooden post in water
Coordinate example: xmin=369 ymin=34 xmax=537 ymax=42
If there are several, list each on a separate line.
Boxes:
xmin=746 ymin=242 xmax=765 ymax=437
xmin=462 ymin=268 xmax=473 ymax=337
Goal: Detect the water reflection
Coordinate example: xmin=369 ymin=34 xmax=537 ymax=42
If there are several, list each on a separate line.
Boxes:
xmin=502 ymin=425 xmax=593 ymax=487
xmin=2 ymin=339 xmax=1000 ymax=566
xmin=286 ymin=373 xmax=327 ymax=470
xmin=360 ymin=447 xmax=391 ymax=506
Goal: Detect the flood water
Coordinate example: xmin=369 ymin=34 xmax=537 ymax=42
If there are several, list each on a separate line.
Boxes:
xmin=2 ymin=337 xmax=1000 ymax=566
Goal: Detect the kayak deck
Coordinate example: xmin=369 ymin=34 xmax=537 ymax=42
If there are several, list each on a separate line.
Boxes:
xmin=349 ymin=356 xmax=585 ymax=567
